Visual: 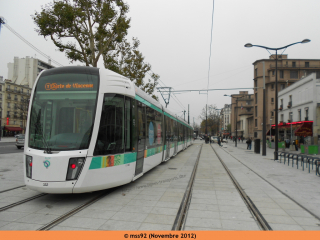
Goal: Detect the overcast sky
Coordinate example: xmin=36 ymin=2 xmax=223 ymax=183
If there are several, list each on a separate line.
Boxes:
xmin=1 ymin=0 xmax=320 ymax=126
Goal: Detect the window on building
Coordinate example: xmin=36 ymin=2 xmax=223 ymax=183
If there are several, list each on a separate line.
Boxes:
xmin=255 ymin=93 xmax=257 ymax=104
xmin=271 ymin=111 xmax=274 ymax=117
xmin=255 ymin=106 xmax=257 ymax=117
xmin=7 ymin=111 xmax=10 ymax=117
xmin=0 ymin=85 xmax=2 ymax=91
xmin=255 ymin=119 xmax=257 ymax=127
xmin=7 ymin=102 xmax=10 ymax=108
xmin=289 ymin=112 xmax=293 ymax=122
xmin=280 ymin=70 xmax=284 ymax=78
xmin=254 ymin=132 xmax=257 ymax=138
xmin=271 ymin=98 xmax=274 ymax=103
xmin=271 ymin=84 xmax=274 ymax=90
xmin=280 ymin=84 xmax=285 ymax=90
xmin=0 ymin=93 xmax=2 ymax=100
xmin=281 ymin=114 xmax=284 ymax=122
xmin=305 ymin=62 xmax=309 ymax=67
xmin=255 ymin=68 xmax=258 ymax=77
xmin=298 ymin=110 xmax=301 ymax=121
xmin=292 ymin=62 xmax=296 ymax=67
xmin=254 ymin=80 xmax=257 ymax=88
xmin=272 ymin=70 xmax=275 ymax=76
xmin=290 ymin=70 xmax=298 ymax=79
xmin=14 ymin=95 xmax=17 ymax=101
xmin=305 ymin=109 xmax=309 ymax=120
xmin=289 ymin=95 xmax=292 ymax=105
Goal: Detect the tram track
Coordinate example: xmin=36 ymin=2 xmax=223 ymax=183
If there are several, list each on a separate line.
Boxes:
xmin=0 ymin=193 xmax=48 ymax=212
xmin=210 ymin=144 xmax=272 ymax=231
xmin=0 ymin=185 xmax=26 ymax=194
xmin=38 ymin=189 xmax=115 ymax=231
xmin=219 ymin=145 xmax=320 ymax=222
xmin=172 ymin=144 xmax=203 ymax=230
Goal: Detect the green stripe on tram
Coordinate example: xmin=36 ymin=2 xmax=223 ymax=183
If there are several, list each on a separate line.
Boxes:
xmin=135 ymin=95 xmax=192 ymax=129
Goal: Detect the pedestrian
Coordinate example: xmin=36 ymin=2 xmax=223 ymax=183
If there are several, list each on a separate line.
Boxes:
xmin=218 ymin=137 xmax=221 ymax=146
xmin=246 ymin=138 xmax=252 ymax=150
xmin=241 ymin=137 xmax=243 ymax=143
xmin=285 ymin=138 xmax=290 ymax=148
xmin=293 ymin=140 xmax=298 ymax=151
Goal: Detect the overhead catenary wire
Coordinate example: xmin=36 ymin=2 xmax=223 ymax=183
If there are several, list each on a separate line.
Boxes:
xmin=2 ymin=20 xmax=64 ymax=67
xmin=206 ymin=0 xmax=215 ymax=104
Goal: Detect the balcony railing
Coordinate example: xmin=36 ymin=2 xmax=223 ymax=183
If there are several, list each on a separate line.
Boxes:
xmin=14 ymin=115 xmax=18 ymax=118
xmin=287 ymin=101 xmax=292 ymax=108
xmin=7 ymin=96 xmax=11 ymax=100
xmin=270 ymin=64 xmax=320 ymax=68
xmin=279 ymin=105 xmax=283 ymax=110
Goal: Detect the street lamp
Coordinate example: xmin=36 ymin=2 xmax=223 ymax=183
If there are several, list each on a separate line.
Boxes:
xmin=244 ymin=39 xmax=310 ymax=160
xmin=224 ymin=94 xmax=242 ymax=147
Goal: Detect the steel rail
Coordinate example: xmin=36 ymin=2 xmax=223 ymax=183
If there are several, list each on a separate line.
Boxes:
xmin=210 ymin=144 xmax=272 ymax=231
xmin=172 ymin=144 xmax=203 ymax=230
xmin=0 ymin=185 xmax=26 ymax=194
xmin=220 ymin=146 xmax=320 ymax=222
xmin=38 ymin=189 xmax=115 ymax=231
xmin=0 ymin=193 xmax=47 ymax=212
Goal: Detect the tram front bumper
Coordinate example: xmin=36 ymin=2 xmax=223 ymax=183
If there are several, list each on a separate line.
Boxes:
xmin=25 ymin=178 xmax=76 ymax=194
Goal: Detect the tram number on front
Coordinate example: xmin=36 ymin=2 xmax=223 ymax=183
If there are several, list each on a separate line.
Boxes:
xmin=43 ymin=183 xmax=48 ymax=186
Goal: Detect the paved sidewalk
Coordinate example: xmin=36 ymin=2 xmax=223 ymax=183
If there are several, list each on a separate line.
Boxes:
xmin=0 ymin=137 xmax=16 ymax=143
xmin=215 ymin=141 xmax=320 ymax=230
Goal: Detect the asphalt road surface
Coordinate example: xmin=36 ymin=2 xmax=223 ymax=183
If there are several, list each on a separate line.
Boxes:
xmin=0 ymin=142 xmax=24 ymax=154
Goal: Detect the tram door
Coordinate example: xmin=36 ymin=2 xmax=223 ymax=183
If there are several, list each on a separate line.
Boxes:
xmin=165 ymin=117 xmax=170 ymax=159
xmin=173 ymin=121 xmax=178 ymax=155
xmin=135 ymin=102 xmax=146 ymax=176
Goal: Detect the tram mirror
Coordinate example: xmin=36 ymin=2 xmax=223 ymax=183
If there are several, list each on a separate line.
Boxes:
xmin=107 ymin=142 xmax=116 ymax=150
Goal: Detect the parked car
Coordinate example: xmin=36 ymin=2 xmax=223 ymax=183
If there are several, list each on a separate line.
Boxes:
xmin=211 ymin=136 xmax=219 ymax=143
xmin=221 ymin=138 xmax=228 ymax=143
xmin=16 ymin=134 xmax=25 ymax=149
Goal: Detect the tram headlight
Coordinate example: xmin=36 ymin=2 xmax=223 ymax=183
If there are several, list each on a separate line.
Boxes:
xmin=26 ymin=155 xmax=33 ymax=179
xmin=66 ymin=158 xmax=85 ymax=180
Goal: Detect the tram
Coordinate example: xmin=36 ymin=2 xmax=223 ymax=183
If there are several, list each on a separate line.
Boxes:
xmin=24 ymin=66 xmax=193 ymax=193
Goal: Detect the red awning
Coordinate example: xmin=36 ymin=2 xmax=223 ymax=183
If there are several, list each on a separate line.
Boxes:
xmin=4 ymin=127 xmax=23 ymax=131
xmin=294 ymin=122 xmax=313 ymax=136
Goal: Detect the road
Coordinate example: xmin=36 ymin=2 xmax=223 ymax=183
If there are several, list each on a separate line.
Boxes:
xmin=0 ymin=142 xmax=24 ymax=154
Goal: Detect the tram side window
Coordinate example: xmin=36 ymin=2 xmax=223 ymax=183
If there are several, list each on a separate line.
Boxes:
xmin=146 ymin=107 xmax=162 ymax=148
xmin=165 ymin=116 xmax=171 ymax=142
xmin=94 ymin=94 xmax=126 ymax=155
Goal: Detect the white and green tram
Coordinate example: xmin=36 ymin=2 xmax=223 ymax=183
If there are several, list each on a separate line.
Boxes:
xmin=24 ymin=66 xmax=193 ymax=193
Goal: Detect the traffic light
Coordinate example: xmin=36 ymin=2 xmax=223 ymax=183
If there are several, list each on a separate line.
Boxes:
xmin=6 ymin=117 xmax=9 ymax=125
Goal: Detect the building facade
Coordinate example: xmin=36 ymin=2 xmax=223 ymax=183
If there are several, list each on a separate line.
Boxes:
xmin=7 ymin=56 xmax=54 ymax=88
xmin=252 ymin=54 xmax=320 ymax=139
xmin=230 ymin=91 xmax=254 ymax=139
xmin=0 ymin=80 xmax=31 ymax=136
xmin=277 ymin=72 xmax=320 ymax=144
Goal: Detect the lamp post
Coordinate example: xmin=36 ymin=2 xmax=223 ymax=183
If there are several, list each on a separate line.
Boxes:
xmin=290 ymin=112 xmax=293 ymax=148
xmin=244 ymin=39 xmax=310 ymax=160
xmin=270 ymin=118 xmax=272 ymax=141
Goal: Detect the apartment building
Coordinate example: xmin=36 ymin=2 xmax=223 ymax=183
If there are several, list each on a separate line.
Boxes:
xmin=230 ymin=91 xmax=254 ymax=139
xmin=7 ymin=56 xmax=54 ymax=88
xmin=252 ymin=54 xmax=320 ymax=139
xmin=0 ymin=80 xmax=31 ymax=136
xmin=277 ymin=72 xmax=320 ymax=144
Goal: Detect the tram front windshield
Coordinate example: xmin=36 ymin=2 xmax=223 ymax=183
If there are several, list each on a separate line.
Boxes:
xmin=28 ymin=72 xmax=99 ymax=151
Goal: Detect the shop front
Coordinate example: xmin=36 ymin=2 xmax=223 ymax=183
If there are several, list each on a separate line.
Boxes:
xmin=4 ymin=126 xmax=23 ymax=137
